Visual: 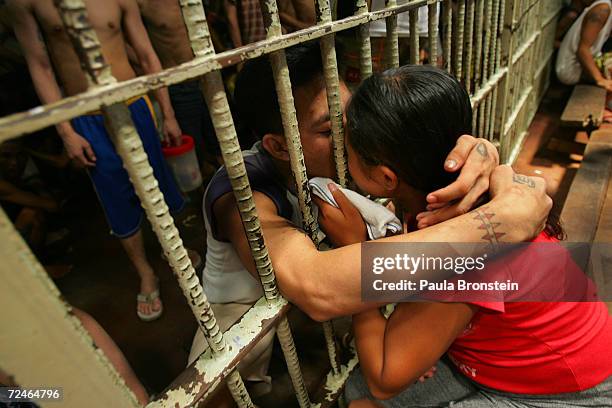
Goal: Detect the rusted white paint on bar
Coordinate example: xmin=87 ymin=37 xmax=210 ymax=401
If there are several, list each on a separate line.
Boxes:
xmin=356 ymin=0 xmax=374 ymax=79
xmin=409 ymin=8 xmax=420 ymax=64
xmin=149 ymin=298 xmax=288 ymax=407
xmin=454 ymin=0 xmax=466 ymax=77
xmin=463 ymin=0 xmax=475 ymax=93
xmin=428 ymin=0 xmax=439 ymax=65
xmin=316 ymin=0 xmax=348 ymax=186
xmin=443 ymin=0 xmax=452 ymax=72
xmin=0 ymin=207 xmax=141 ymax=408
xmin=385 ymin=0 xmax=400 ymax=69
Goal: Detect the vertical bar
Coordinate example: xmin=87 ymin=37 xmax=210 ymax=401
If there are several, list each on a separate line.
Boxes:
xmin=487 ymin=0 xmax=502 ymax=139
xmin=385 ymin=0 xmax=400 ymax=69
xmin=473 ymin=0 xmax=485 ymax=91
xmin=0 ymin=208 xmax=141 ymax=407
xmin=409 ymin=7 xmax=420 ymax=64
xmin=356 ymin=0 xmax=373 ymax=79
xmin=443 ymin=0 xmax=452 ymax=72
xmin=495 ymin=0 xmax=513 ymax=160
xmin=428 ymin=1 xmax=439 ymax=65
xmin=479 ymin=0 xmax=493 ymax=137
xmin=313 ymin=0 xmax=346 ymax=376
xmin=316 ymin=0 xmax=348 ymax=187
xmin=259 ymin=0 xmax=338 ymax=397
xmin=463 ymin=0 xmax=475 ymax=93
xmin=454 ymin=0 xmax=466 ymax=77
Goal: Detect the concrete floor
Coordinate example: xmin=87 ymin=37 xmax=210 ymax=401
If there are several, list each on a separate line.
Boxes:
xmin=53 ymin=81 xmax=588 ymax=406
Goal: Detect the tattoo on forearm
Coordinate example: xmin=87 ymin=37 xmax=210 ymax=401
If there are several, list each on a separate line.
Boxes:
xmin=473 ymin=208 xmax=505 ymax=247
xmin=512 ymin=174 xmax=535 ymax=188
xmin=476 ymin=142 xmax=488 ymax=158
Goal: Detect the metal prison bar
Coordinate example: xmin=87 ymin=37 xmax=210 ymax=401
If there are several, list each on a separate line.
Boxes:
xmin=0 ymin=0 xmax=564 ymax=407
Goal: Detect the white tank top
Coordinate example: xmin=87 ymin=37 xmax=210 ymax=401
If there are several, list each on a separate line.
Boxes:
xmin=556 ymin=0 xmax=612 ymax=85
xmin=201 ymin=144 xmax=302 ymax=304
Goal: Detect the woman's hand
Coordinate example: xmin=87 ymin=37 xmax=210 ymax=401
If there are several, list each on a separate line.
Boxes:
xmin=312 ymin=183 xmax=367 ymax=247
xmin=416 ymin=135 xmax=499 ymax=228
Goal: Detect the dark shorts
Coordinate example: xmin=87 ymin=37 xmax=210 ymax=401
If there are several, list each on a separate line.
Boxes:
xmin=72 ymin=97 xmax=184 ymax=238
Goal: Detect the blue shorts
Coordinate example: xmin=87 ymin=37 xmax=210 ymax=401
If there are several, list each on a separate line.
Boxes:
xmin=72 ymin=97 xmax=185 ymax=238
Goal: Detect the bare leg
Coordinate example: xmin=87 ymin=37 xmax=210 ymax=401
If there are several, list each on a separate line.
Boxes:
xmin=119 ymin=229 xmax=161 ymax=317
xmin=72 ymin=307 xmax=149 ymax=405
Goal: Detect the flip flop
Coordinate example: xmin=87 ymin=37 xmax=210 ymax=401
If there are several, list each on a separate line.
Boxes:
xmin=137 ymin=289 xmax=163 ymax=322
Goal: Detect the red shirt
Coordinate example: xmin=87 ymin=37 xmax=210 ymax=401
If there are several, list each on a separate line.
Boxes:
xmin=448 ymin=233 xmax=612 ymax=394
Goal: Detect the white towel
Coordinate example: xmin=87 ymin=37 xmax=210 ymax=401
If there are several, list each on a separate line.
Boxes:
xmin=308 ymin=177 xmax=402 ymax=240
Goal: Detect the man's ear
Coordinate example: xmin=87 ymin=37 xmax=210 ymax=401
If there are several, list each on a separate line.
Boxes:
xmin=262 ymin=133 xmax=289 ymax=161
xmin=371 ymin=165 xmax=399 ymax=194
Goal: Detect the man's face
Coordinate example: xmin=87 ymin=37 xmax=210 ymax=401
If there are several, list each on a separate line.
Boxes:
xmin=292 ymin=78 xmax=352 ymax=179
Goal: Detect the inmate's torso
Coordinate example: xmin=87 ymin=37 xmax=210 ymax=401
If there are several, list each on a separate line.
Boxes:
xmin=136 ymin=0 xmax=195 ymax=69
xmin=25 ymin=0 xmax=137 ymax=95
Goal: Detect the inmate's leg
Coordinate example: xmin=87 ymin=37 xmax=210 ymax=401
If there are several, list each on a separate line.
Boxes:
xmin=72 ymin=307 xmax=149 ymax=405
xmin=119 ymin=229 xmax=162 ymax=318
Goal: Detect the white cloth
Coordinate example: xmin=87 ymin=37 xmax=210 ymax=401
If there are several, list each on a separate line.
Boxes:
xmin=556 ymin=0 xmax=612 ymax=85
xmin=308 ymin=177 xmax=402 ymax=240
xmin=369 ymin=0 xmax=437 ymax=37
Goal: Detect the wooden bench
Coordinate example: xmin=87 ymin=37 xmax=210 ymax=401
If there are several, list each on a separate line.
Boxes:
xmin=560 ymin=85 xmax=607 ymax=129
xmin=559 ymin=129 xmax=612 ymax=307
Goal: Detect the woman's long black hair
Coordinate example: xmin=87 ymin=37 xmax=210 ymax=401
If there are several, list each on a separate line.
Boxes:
xmin=346 ymin=65 xmax=563 ymax=239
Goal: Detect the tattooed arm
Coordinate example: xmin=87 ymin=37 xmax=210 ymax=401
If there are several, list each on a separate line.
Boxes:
xmin=260 ymin=166 xmax=550 ymax=321
xmin=578 ymin=3 xmax=612 ymax=90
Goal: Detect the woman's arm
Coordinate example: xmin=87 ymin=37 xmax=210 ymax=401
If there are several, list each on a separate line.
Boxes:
xmin=354 ymin=302 xmax=475 ymax=400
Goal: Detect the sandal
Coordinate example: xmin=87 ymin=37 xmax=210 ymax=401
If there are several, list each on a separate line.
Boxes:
xmin=137 ymin=288 xmax=163 ymax=322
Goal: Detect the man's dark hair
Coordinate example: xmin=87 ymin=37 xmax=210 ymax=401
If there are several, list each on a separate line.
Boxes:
xmin=234 ymin=41 xmax=324 ymax=138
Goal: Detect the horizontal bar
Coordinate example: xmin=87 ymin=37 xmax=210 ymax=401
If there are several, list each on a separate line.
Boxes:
xmin=511 ymin=29 xmax=539 ymax=65
xmin=0 ymin=0 xmax=433 ymax=142
xmin=470 ymin=67 xmax=508 ymax=108
xmin=148 ymin=297 xmax=290 ymax=408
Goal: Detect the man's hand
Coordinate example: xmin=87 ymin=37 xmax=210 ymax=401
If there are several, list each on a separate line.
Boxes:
xmin=416 ymin=135 xmax=499 ymax=228
xmin=60 ymin=130 xmax=96 ymax=167
xmin=489 ymin=165 xmax=551 ymax=239
xmin=596 ymin=78 xmax=612 ymax=92
xmin=313 ymin=183 xmax=367 ymax=247
xmin=163 ymin=116 xmax=182 ymax=146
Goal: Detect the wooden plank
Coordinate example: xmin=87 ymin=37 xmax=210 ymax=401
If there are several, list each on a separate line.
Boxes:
xmin=590 ymin=170 xmax=612 ymax=310
xmin=560 ymin=85 xmax=607 ymax=127
xmin=560 ymin=129 xmax=612 ymax=243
